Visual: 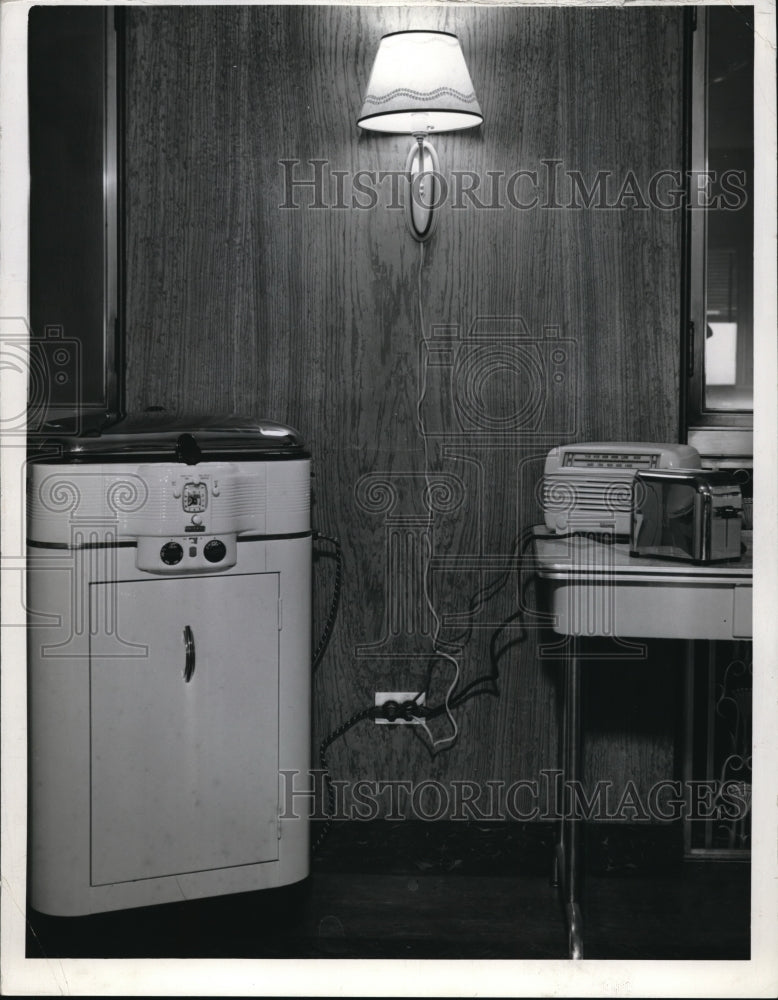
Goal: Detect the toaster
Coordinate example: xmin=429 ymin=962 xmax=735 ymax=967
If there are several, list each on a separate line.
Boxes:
xmin=541 ymin=442 xmax=702 ymax=534
xmin=630 ymin=469 xmax=743 ymax=563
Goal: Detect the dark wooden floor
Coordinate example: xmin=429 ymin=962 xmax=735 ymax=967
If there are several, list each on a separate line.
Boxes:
xmin=26 ymin=821 xmax=750 ymax=960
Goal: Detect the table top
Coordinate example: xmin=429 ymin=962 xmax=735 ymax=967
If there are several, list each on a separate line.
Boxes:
xmin=533 ymin=526 xmax=752 ymax=584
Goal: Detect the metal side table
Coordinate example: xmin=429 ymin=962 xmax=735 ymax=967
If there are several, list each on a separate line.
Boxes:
xmin=533 ymin=527 xmax=752 ymax=959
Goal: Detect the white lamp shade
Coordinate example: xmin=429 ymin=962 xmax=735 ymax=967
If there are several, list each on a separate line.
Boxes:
xmin=358 ymin=31 xmax=482 ymax=134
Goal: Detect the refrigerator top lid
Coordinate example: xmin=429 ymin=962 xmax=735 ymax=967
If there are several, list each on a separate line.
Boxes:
xmin=29 ymin=414 xmax=309 ymax=463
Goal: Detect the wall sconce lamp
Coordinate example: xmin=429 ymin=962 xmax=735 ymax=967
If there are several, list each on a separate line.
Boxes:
xmin=357 ymin=30 xmax=482 ymax=242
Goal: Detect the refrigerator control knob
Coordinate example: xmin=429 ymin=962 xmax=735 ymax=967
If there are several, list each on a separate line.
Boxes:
xmin=204 ymin=539 xmax=227 ymax=563
xmin=160 ymin=541 xmax=184 ymax=565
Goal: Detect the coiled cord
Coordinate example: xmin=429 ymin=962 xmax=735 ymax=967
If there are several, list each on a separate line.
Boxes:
xmin=311 ymin=705 xmax=375 ymax=855
xmin=312 ymin=531 xmax=343 ymax=673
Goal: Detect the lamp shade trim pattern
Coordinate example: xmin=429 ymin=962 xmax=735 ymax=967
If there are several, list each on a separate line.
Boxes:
xmin=362 ymin=86 xmax=478 ymax=107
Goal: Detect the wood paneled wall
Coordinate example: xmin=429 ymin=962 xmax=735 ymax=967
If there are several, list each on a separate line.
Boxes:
xmin=124 ymin=5 xmax=685 ymax=817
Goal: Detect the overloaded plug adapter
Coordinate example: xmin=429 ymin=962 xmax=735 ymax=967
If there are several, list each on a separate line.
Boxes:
xmin=374 ymin=691 xmax=426 ymax=724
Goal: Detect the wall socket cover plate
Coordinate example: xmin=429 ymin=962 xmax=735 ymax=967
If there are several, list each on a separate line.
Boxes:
xmin=374 ymin=691 xmax=425 ymax=724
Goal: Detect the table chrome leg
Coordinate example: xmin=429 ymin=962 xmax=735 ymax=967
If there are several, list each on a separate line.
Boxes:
xmin=551 ymin=840 xmax=562 ymax=888
xmin=551 ymin=637 xmax=584 ymax=957
xmin=562 ymin=642 xmax=584 ymax=958
xmin=567 ymin=902 xmax=584 ymax=960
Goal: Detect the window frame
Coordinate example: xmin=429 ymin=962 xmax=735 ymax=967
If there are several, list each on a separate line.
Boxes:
xmin=28 ymin=7 xmax=123 ymax=434
xmin=684 ymin=5 xmax=754 ymax=464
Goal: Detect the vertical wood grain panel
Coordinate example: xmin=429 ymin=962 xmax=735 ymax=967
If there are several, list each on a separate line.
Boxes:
xmin=125 ymin=5 xmax=684 ymax=815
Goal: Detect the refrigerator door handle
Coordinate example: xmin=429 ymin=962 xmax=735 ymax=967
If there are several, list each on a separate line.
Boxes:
xmin=183 ymin=625 xmax=196 ymax=683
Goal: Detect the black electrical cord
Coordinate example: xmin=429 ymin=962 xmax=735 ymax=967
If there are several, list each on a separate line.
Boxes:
xmin=312 ymin=531 xmax=343 ymax=673
xmin=310 ymin=532 xmax=520 ymax=844
xmin=311 ymin=704 xmax=375 ymax=855
xmin=414 ymin=527 xmax=539 ymax=711
xmin=309 ymin=530 xmax=349 ymax=855
xmin=413 ymin=527 xmax=622 ymax=728
xmin=312 ymin=524 xmax=624 ymax=837
xmin=415 ymin=614 xmax=519 ymax=722
xmin=435 ymin=524 xmax=581 ymax=653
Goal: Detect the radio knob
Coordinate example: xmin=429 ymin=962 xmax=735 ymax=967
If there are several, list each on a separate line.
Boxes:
xmin=203 ymin=539 xmax=227 ymax=563
xmin=160 ymin=541 xmax=184 ymax=565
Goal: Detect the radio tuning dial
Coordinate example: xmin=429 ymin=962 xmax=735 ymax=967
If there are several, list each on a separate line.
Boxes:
xmin=160 ymin=541 xmax=184 ymax=565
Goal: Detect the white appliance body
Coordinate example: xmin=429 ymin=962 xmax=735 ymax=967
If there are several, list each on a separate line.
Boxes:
xmin=27 ymin=454 xmax=311 ymax=915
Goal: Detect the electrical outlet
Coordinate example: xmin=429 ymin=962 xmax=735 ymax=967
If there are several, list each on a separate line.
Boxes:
xmin=374 ymin=691 xmax=425 ymax=724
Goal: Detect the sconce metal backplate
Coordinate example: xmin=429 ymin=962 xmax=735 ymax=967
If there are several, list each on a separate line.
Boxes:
xmin=405 ymin=137 xmax=440 ymax=242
